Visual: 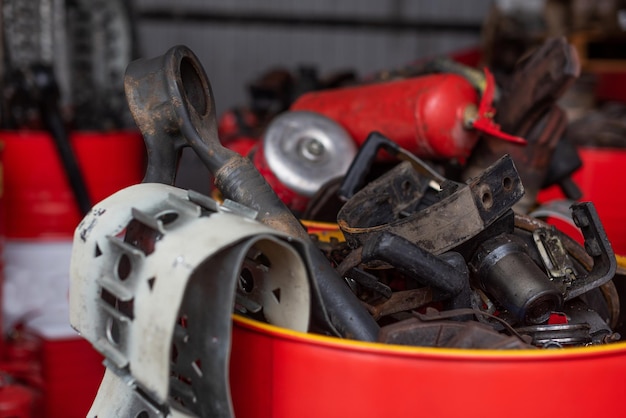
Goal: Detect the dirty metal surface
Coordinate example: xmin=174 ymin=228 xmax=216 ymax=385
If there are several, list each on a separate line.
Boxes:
xmin=338 ymin=154 xmax=524 ymax=254
xmin=124 ymin=45 xmax=379 ymax=342
xmin=462 ymin=37 xmax=580 ymax=213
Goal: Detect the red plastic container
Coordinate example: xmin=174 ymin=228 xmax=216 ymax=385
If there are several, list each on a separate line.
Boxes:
xmin=230 ymin=315 xmax=626 ymax=418
xmin=229 ymin=144 xmax=626 ymax=417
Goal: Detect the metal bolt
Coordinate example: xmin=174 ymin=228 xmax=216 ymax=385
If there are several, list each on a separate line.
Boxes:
xmin=301 ymin=137 xmax=326 ymax=161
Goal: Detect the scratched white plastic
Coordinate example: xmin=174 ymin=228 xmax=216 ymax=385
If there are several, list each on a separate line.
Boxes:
xmin=69 ymin=183 xmax=311 ymax=417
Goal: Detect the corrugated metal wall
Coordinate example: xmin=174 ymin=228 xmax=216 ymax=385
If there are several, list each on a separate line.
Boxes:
xmin=134 ymin=0 xmax=492 ymax=114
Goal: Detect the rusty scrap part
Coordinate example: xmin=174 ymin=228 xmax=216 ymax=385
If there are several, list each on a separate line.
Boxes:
xmin=336 ymin=246 xmax=363 ymax=277
xmin=533 ymin=226 xmax=579 ymax=288
xmin=515 ymin=323 xmax=592 ymax=347
xmin=469 ymin=233 xmax=563 ymax=325
xmin=515 ymin=212 xmax=591 ymax=263
xmin=465 ymin=106 xmax=567 ymax=213
xmin=412 ymin=309 xmax=530 ymax=343
xmin=560 ymin=202 xmax=616 ymax=298
xmin=379 ymin=316 xmax=532 ymax=349
xmin=512 ymin=106 xmax=567 ymax=212
xmin=124 ymin=45 xmax=302 ymax=233
xmin=567 ymin=103 xmax=626 ymax=148
xmin=365 ymin=288 xmax=433 ymax=321
xmin=516 ymin=299 xmax=618 ymax=347
xmin=495 ymin=37 xmax=580 ymax=136
xmin=462 ymin=37 xmax=580 ymax=213
xmin=338 ymin=154 xmax=523 ymax=255
xmin=302 ymin=176 xmax=346 ymax=222
xmin=541 ymin=135 xmax=583 ymax=200
xmin=124 ymin=45 xmax=379 ymax=341
xmin=514 ymin=203 xmax=617 ymax=301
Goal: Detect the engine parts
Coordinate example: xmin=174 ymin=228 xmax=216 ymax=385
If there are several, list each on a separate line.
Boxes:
xmin=69 ymin=41 xmax=623 ymax=418
xmin=115 ymin=43 xmax=618 ymax=351
xmin=334 ymin=131 xmax=616 ymax=341
xmin=379 ymin=316 xmax=532 ymax=349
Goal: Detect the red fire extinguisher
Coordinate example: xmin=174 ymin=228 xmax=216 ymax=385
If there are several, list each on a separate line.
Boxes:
xmin=291 ymin=68 xmax=524 ymax=161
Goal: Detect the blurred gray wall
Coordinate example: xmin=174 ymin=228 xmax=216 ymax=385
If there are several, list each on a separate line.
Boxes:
xmin=134 ymin=0 xmax=492 ymax=115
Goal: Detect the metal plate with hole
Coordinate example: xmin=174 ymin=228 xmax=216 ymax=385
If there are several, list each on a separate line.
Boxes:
xmin=338 ymin=154 xmax=524 ymax=254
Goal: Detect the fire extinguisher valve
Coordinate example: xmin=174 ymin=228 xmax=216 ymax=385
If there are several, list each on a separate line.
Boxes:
xmin=466 ymin=68 xmax=527 ymax=145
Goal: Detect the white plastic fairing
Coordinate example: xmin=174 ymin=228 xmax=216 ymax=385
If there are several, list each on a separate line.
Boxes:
xmin=70 ymin=183 xmax=311 ymax=417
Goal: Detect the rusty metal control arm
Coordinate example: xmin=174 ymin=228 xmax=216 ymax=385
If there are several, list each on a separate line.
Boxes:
xmin=124 ymin=45 xmax=378 ymax=341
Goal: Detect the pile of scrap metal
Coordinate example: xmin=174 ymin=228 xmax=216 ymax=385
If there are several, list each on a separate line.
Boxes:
xmin=69 ymin=39 xmax=622 ymax=417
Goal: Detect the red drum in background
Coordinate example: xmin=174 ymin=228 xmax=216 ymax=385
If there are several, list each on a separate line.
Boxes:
xmin=0 ymin=130 xmax=145 ymax=417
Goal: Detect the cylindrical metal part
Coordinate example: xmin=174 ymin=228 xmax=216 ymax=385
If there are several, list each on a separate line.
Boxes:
xmin=470 ymin=234 xmax=563 ymax=325
xmin=253 ymin=111 xmax=357 ymax=213
xmin=291 ymin=73 xmax=480 ymax=160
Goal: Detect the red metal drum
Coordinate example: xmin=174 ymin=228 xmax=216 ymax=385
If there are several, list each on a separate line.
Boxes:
xmin=0 ymin=129 xmax=145 ymax=418
xmin=1 ymin=130 xmax=145 ymax=238
xmin=230 ymin=315 xmax=626 ymax=418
